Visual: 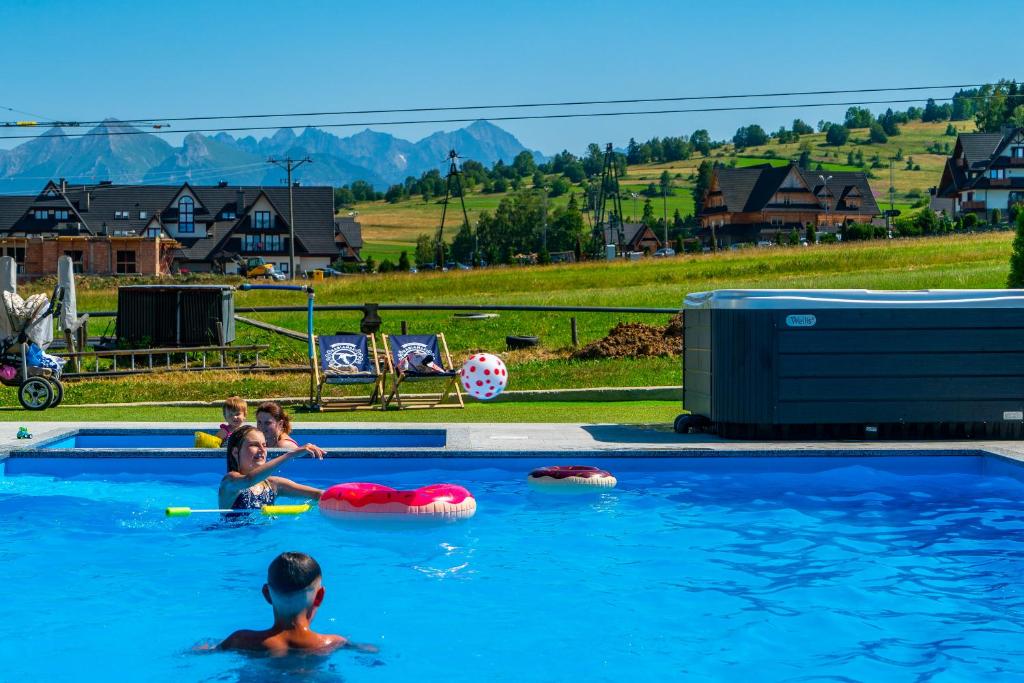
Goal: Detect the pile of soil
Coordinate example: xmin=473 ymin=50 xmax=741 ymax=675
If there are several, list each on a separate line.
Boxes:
xmin=573 ymin=314 xmax=683 ymax=360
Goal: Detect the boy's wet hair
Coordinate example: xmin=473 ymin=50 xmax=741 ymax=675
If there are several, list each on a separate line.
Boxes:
xmin=268 ymin=552 xmax=322 ymax=594
xmin=224 ymin=396 xmax=247 ymax=414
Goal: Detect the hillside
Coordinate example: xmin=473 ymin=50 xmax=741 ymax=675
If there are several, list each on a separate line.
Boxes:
xmin=354 ymin=120 xmax=968 ymax=261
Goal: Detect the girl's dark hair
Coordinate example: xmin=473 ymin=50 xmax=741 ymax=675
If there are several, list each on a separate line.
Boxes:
xmin=225 ymin=424 xmax=260 ymax=472
xmin=256 ymin=401 xmax=292 ymax=435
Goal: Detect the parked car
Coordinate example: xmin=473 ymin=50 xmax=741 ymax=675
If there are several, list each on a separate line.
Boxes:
xmin=756 ymin=240 xmax=774 ymax=248
xmin=270 ymin=271 xmax=287 ymax=281
xmin=304 ymin=267 xmax=345 ymax=278
xmin=653 ymin=247 xmax=676 ymax=258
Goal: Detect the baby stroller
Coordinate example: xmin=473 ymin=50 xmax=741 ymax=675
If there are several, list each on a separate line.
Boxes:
xmin=0 ymin=285 xmax=65 ymax=410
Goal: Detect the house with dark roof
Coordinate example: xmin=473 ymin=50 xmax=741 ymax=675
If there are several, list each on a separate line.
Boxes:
xmin=0 ymin=179 xmax=345 ymax=277
xmin=334 ymin=215 xmax=363 ymax=262
xmin=601 ymin=222 xmax=662 ymax=254
xmin=937 ymin=126 xmax=1024 ymax=219
xmin=698 ymin=162 xmax=879 ymax=246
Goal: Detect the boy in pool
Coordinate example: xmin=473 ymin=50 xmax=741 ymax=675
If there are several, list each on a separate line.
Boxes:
xmin=221 ymin=552 xmax=375 ymax=655
xmin=216 ymin=395 xmax=248 ymax=442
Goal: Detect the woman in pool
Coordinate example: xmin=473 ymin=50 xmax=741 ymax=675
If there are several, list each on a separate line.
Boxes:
xmin=256 ymin=401 xmax=300 ymax=450
xmin=218 ymin=425 xmax=326 ymax=510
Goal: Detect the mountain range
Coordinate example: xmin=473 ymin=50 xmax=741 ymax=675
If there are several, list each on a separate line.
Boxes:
xmin=0 ymin=119 xmax=542 ymax=193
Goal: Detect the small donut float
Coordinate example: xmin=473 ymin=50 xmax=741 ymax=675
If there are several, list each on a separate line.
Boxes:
xmin=319 ymin=482 xmax=476 ymax=520
xmin=528 ymin=465 xmax=617 ymax=490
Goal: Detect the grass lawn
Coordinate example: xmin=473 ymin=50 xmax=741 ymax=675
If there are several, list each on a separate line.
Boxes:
xmin=0 ymin=401 xmax=682 ymax=424
xmin=4 ymin=231 xmax=1013 ymax=410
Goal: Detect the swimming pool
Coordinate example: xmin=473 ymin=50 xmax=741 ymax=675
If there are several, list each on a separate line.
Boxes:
xmin=2 ymin=453 xmax=1024 ymax=680
xmin=25 ymin=427 xmax=446 ymax=451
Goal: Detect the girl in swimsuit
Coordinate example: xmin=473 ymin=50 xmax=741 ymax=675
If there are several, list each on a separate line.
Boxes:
xmin=219 ymin=425 xmax=326 ymax=510
xmin=256 ymin=401 xmax=300 ymax=450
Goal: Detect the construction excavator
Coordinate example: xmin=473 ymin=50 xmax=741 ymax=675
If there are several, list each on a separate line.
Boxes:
xmin=227 ymin=255 xmax=280 ymax=279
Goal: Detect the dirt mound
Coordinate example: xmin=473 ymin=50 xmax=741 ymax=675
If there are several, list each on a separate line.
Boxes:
xmin=573 ymin=314 xmax=683 ymax=360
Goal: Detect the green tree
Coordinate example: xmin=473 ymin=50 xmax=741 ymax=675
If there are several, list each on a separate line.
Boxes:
xmin=512 ymin=151 xmax=537 ymax=178
xmin=690 ymin=129 xmax=712 ymax=156
xmin=641 ymin=198 xmax=656 ymax=227
xmin=363 ymin=255 xmax=377 ymax=273
xmin=993 ymin=208 xmax=1003 ymax=226
xmin=805 ymin=222 xmax=816 ymax=244
xmin=844 ymin=107 xmax=874 ymax=129
xmin=869 ymin=123 xmax=888 ymax=144
xmin=378 ymin=258 xmax=395 ymax=273
xmin=397 ymin=250 xmax=411 ymax=271
xmin=334 ymin=186 xmax=355 ymax=207
xmin=787 ymin=228 xmax=799 ymax=246
xmin=976 ymin=82 xmax=1010 ymax=132
xmin=797 ymin=149 xmax=811 ymax=169
xmin=825 ymin=124 xmax=849 ymax=146
xmin=1009 ymin=212 xmax=1024 ymax=287
xmin=733 ymin=124 xmax=769 ymax=149
xmin=792 ymin=119 xmax=814 ymax=135
xmin=414 ymin=233 xmax=435 ymax=265
xmin=693 ymin=160 xmax=714 ymax=213
xmin=659 ymin=170 xmax=672 ymax=197
xmin=548 ymin=177 xmax=570 ymax=197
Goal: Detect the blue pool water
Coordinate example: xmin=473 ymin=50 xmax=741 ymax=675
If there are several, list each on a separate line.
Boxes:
xmin=2 ymin=455 xmax=1024 ymax=681
xmin=34 ymin=428 xmax=446 ymax=450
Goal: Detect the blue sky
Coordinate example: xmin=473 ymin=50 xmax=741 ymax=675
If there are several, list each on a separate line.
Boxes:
xmin=0 ymin=0 xmax=1019 ymax=155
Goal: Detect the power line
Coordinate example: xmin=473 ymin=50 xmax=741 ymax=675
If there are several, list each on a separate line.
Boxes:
xmin=0 ymin=82 xmax=996 ymax=128
xmin=0 ymin=95 xmax=986 ymax=142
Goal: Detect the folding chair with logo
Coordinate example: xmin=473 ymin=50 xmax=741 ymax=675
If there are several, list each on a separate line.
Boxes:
xmin=381 ymin=333 xmax=464 ymax=409
xmin=313 ymin=333 xmax=384 ymax=410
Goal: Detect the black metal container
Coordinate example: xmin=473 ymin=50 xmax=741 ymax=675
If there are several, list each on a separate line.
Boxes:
xmin=116 ymin=285 xmax=235 ymax=348
xmin=680 ymin=289 xmax=1024 ymax=439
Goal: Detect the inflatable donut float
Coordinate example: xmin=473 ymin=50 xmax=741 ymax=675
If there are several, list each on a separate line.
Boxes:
xmin=319 ymin=482 xmax=476 ymax=520
xmin=528 ymin=465 xmax=617 ymax=490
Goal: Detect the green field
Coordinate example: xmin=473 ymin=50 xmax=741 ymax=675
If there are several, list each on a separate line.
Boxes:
xmin=8 ymin=232 xmax=1015 ymax=408
xmin=0 ymin=400 xmax=681 ymax=424
xmin=353 ymin=120 xmax=966 ymax=258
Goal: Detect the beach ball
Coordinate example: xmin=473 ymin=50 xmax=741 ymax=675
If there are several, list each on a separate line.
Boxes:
xmin=460 ymin=353 xmax=508 ymax=400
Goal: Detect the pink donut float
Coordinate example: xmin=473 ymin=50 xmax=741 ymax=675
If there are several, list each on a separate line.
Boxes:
xmin=528 ymin=465 xmax=617 ymax=489
xmin=319 ymin=482 xmax=477 ymax=520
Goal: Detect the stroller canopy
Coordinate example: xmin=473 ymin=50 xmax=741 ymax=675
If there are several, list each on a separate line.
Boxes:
xmin=2 ymin=291 xmax=54 ymax=349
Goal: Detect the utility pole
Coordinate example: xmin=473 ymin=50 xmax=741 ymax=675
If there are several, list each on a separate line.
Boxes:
xmin=662 ymin=180 xmax=669 ymax=248
xmin=268 ymin=156 xmax=312 ymax=279
xmin=437 ymin=149 xmax=472 ymax=267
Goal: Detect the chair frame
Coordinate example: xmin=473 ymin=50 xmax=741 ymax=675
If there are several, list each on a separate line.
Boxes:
xmin=312 ymin=333 xmax=385 ymax=411
xmin=381 ymin=332 xmax=464 ymax=410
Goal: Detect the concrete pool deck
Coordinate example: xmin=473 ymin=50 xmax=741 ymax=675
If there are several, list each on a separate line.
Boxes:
xmin=2 ymin=421 xmax=1024 ymax=464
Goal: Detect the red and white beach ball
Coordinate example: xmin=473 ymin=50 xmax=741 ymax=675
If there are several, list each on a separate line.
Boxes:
xmin=459 ymin=353 xmax=509 ymax=400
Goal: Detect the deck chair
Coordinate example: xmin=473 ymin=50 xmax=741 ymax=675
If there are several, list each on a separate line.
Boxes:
xmin=381 ymin=333 xmax=464 ymax=409
xmin=313 ymin=334 xmax=384 ymax=410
